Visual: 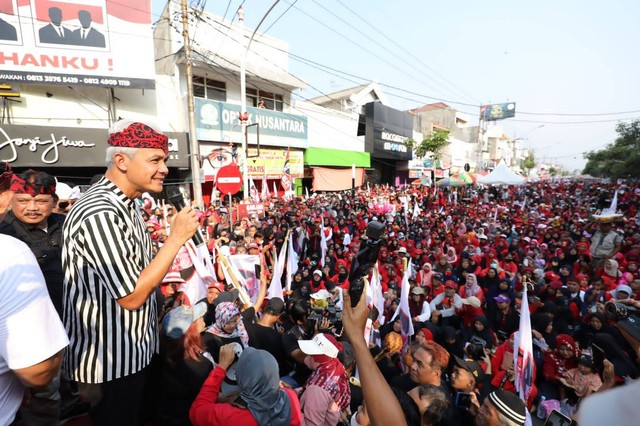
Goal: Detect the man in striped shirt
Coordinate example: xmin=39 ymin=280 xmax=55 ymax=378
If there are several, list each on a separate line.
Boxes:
xmin=62 ymin=119 xmax=199 ymax=425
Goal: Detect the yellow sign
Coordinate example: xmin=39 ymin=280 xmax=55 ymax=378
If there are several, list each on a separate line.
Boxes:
xmin=246 ymin=148 xmax=303 ymax=178
xmin=201 ymin=143 xmax=303 ymax=181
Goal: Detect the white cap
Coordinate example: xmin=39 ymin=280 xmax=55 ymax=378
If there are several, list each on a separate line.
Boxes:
xmin=461 ymin=296 xmax=481 ymax=308
xmin=299 ymin=334 xmax=339 ymax=358
xmin=56 ymin=182 xmax=74 ymax=199
xmin=310 ymin=289 xmax=331 ymax=300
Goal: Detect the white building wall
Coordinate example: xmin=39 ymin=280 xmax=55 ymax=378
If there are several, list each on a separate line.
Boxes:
xmin=448 ymin=137 xmax=475 ymax=167
xmin=10 ymin=84 xmax=160 ymax=130
xmin=295 ymin=101 xmax=363 ymax=151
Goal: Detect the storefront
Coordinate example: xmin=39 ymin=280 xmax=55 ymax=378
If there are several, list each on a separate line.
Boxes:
xmin=363 ymin=102 xmax=413 ymax=185
xmin=304 ymin=147 xmax=369 ymax=192
xmin=0 ymin=123 xmax=189 ymax=184
xmin=195 ymin=98 xmax=307 ymax=201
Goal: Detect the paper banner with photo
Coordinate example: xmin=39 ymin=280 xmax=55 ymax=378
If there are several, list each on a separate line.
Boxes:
xmin=201 ymin=142 xmax=303 ymax=182
xmin=228 ymin=254 xmax=261 ymax=304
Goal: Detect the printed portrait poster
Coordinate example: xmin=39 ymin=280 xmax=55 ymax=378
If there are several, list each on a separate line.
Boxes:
xmin=0 ymin=0 xmax=155 ymax=88
xmin=201 ymin=142 xmax=304 ymax=183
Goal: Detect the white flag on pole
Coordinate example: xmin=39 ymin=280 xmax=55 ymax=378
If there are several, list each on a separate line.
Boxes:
xmin=286 ymin=234 xmax=299 ymax=291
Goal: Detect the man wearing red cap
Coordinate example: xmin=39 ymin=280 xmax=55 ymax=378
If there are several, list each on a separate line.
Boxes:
xmin=62 ymin=119 xmax=200 ymax=425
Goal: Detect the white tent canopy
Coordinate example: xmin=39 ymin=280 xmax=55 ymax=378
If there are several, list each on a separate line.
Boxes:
xmin=477 ymin=161 xmax=527 ymax=185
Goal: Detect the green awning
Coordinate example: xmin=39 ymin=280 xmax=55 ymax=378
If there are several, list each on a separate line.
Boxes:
xmin=305 ymin=147 xmax=370 ymax=168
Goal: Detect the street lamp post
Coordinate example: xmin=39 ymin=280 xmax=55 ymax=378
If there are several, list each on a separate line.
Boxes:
xmin=237 ymin=1 xmax=280 ymax=201
xmin=181 ymin=0 xmax=203 ymax=207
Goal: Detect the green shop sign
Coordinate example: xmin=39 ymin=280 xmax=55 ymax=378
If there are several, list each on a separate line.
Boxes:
xmin=195 ymin=98 xmax=307 ymax=144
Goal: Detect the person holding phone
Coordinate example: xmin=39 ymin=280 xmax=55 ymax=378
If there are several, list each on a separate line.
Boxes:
xmin=450 ymin=356 xmax=486 ymax=425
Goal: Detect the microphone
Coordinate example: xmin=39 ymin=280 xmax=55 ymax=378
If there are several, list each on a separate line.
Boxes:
xmin=166 ymin=186 xmax=205 ymax=247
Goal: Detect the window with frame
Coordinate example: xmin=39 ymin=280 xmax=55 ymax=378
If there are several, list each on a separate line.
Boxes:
xmin=193 ymin=76 xmax=226 ymax=102
xmin=246 ymin=88 xmax=284 ymax=111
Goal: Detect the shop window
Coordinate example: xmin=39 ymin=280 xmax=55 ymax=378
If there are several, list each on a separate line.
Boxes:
xmin=247 ymin=88 xmax=284 ymax=111
xmin=193 ymin=76 xmax=226 ymax=102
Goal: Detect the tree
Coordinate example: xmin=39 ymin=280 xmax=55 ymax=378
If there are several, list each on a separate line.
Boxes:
xmin=521 ymin=151 xmax=536 ymax=177
xmin=549 ymin=166 xmax=559 ymax=177
xmin=583 ymin=120 xmax=640 ymax=178
xmin=407 ymin=130 xmax=450 ymax=161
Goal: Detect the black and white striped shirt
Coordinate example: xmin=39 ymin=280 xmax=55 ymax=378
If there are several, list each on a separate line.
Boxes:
xmin=62 ymin=178 xmax=157 ymax=383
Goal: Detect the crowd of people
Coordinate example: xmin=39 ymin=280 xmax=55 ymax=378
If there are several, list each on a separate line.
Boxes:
xmin=2 ymin=118 xmax=640 ymax=426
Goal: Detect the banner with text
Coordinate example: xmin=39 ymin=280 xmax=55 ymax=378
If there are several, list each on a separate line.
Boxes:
xmin=195 ymin=98 xmax=307 ymax=149
xmin=480 ymin=102 xmax=516 ymax=121
xmin=0 ymin=124 xmax=188 ymax=167
xmin=237 ymin=203 xmax=265 ymax=220
xmin=0 ymin=0 xmax=155 ymax=88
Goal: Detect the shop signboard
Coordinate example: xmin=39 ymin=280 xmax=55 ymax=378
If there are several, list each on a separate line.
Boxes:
xmin=364 ymin=102 xmax=413 ymax=161
xmin=0 ymin=124 xmax=189 ymax=167
xmin=480 ymin=102 xmax=516 ymax=121
xmin=195 ymin=98 xmax=307 ymax=149
xmin=0 ymin=0 xmax=156 ymax=89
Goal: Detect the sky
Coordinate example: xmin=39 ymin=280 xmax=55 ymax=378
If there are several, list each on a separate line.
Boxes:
xmin=152 ymin=0 xmax=640 ymax=172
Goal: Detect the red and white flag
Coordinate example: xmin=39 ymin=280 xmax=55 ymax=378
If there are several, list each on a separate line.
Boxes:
xmin=514 ymin=283 xmax=535 ymax=404
xmin=281 ymin=147 xmax=291 ymax=192
xmin=366 ymin=263 xmax=385 ymax=325
xmin=261 ymin=167 xmax=269 ymax=201
xmin=249 ymin=176 xmax=260 ymax=203
xmin=392 ymin=263 xmax=414 ymax=346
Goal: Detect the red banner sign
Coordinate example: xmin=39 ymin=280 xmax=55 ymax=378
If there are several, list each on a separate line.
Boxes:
xmin=236 ymin=203 xmax=265 ymax=220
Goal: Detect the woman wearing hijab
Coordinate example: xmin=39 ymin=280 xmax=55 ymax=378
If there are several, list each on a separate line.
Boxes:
xmin=433 ymin=254 xmax=450 ymax=274
xmin=203 ymin=302 xmax=250 ymax=364
xmin=458 ymin=273 xmax=484 ymax=304
xmin=530 ymin=312 xmax=556 ymax=382
xmin=599 ymin=258 xmax=623 ymax=290
xmin=299 ymin=334 xmax=351 ymax=421
xmin=478 ymin=266 xmax=501 ymax=293
xmin=541 ymin=334 xmax=579 ymax=400
xmin=330 ymin=262 xmax=350 ymax=289
xmin=576 ymin=312 xmax=624 ymax=350
xmin=190 ymin=345 xmax=302 ymax=425
xmin=464 ymin=315 xmax=497 ymax=351
xmin=309 ymin=270 xmax=326 ymax=292
xmin=417 ymin=263 xmax=434 ymax=289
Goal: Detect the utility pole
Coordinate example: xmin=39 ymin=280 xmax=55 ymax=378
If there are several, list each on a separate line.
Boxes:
xmin=476 ymin=105 xmax=484 ymax=171
xmin=238 ymin=6 xmax=250 ymax=202
xmin=238 ymin=1 xmax=280 ymax=201
xmin=181 ymin=0 xmax=203 ymax=207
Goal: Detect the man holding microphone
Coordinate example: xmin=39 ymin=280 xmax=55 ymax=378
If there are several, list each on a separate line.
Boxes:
xmin=62 ymin=119 xmax=200 ymax=425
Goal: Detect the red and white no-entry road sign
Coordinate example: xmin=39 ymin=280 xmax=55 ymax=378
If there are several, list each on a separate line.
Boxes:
xmin=216 ymin=164 xmax=243 ymax=195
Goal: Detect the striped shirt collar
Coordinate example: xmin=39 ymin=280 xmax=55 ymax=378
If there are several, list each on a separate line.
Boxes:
xmin=96 ymin=176 xmax=136 ymax=209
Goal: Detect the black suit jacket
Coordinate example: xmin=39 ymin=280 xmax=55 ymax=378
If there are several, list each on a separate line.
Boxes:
xmin=39 ymin=23 xmax=73 ymax=44
xmin=0 ymin=19 xmax=17 ymax=41
xmin=71 ymin=27 xmax=105 ymax=48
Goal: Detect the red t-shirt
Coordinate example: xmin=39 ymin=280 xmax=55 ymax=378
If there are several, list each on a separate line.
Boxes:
xmin=190 ymin=367 xmax=303 ymax=426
